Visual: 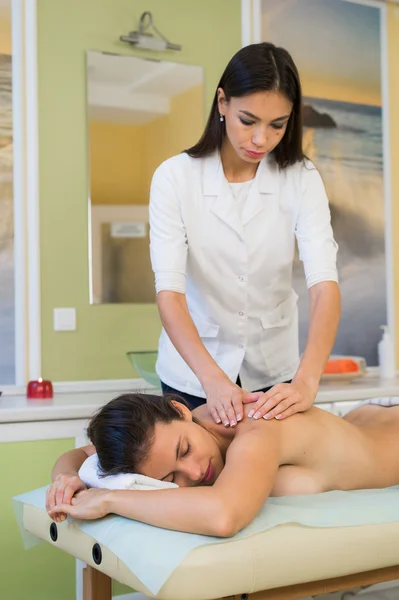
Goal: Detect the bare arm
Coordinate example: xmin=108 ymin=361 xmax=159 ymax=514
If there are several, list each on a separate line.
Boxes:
xmin=247 ymin=281 xmax=341 ymax=420
xmin=46 ymin=444 xmax=96 ymax=515
xmin=150 ymin=163 xmax=260 ymax=424
xmin=292 ymin=162 xmax=340 ymax=394
xmin=294 ymin=280 xmax=341 ymax=390
xmin=157 ymin=291 xmax=225 ymax=388
xmin=158 ymin=291 xmax=261 ymax=426
xmin=51 ymin=444 xmax=96 ymax=481
xmin=150 ymin=164 xmax=230 ymax=412
xmin=50 ymin=421 xmax=281 ymax=537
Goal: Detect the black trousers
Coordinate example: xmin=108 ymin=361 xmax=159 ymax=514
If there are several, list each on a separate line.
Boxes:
xmin=161 ymin=376 xmax=291 ymax=410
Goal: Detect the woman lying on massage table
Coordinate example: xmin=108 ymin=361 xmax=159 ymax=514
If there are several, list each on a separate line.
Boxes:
xmin=47 ymin=393 xmax=399 ymax=537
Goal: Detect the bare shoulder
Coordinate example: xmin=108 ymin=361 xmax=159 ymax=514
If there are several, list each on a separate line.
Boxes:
xmin=232 ymin=405 xmax=343 ymax=463
xmin=193 ymin=402 xmax=281 ymax=433
xmin=237 ymin=403 xmax=328 ymax=432
xmin=192 ymin=403 xmax=281 ymax=452
xmin=192 ymin=402 xmax=323 ymax=439
xmin=192 ymin=403 xmax=340 ymax=462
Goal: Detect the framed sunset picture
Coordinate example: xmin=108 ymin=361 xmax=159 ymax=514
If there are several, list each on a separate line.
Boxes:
xmin=259 ymin=0 xmax=388 ymax=366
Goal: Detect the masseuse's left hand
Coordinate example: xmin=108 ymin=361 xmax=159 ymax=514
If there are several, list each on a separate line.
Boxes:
xmin=49 ymin=488 xmax=111 ymax=522
xmin=243 ymin=378 xmax=318 ymax=420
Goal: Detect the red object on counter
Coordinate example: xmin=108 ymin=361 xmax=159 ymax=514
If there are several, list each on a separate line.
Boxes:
xmin=27 ymin=378 xmax=53 ymax=399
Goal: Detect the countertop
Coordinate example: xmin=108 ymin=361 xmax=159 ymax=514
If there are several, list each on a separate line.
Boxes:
xmin=1 ymin=372 xmax=399 ymax=424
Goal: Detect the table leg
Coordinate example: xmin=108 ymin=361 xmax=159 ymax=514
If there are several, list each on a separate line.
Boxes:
xmin=82 ymin=565 xmax=112 ymax=600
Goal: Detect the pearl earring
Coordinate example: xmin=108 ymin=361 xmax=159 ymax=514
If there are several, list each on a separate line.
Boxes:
xmin=219 ymin=114 xmax=224 ymax=122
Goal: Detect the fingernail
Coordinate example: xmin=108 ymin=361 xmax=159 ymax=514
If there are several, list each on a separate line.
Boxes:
xmin=237 ymin=414 xmax=242 ymax=421
xmin=248 ymin=410 xmax=254 ymax=418
xmin=253 ymin=412 xmax=261 ymax=419
xmin=275 ymin=414 xmax=282 ymax=420
xmin=216 ymin=418 xmax=221 ymax=424
xmin=223 ymin=421 xmax=230 ymax=427
xmin=230 ymin=420 xmax=236 ymax=427
xmin=263 ymin=414 xmax=273 ymax=420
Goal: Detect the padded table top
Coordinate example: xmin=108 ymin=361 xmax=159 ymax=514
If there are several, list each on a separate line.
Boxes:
xmin=21 ymin=502 xmax=399 ymax=600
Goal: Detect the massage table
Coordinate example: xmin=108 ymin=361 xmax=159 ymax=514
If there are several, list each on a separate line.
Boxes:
xmin=14 ymin=485 xmax=399 ymax=600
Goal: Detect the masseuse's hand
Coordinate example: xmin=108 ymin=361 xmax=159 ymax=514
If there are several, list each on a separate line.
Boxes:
xmin=203 ymin=375 xmax=263 ymax=427
xmin=46 ymin=473 xmax=87 ymax=521
xmin=244 ymin=378 xmax=318 ymax=420
xmin=49 ymin=488 xmax=111 ymax=522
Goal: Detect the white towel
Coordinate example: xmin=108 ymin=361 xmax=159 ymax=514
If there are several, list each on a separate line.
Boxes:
xmin=78 ymin=453 xmax=178 ymax=491
xmin=348 ymin=396 xmax=399 ymax=413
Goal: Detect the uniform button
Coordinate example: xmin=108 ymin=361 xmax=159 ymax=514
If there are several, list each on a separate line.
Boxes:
xmin=239 ymin=311 xmax=244 ymax=316
xmin=239 ymin=344 xmax=244 ymax=348
xmin=239 ymin=276 xmax=244 ymax=281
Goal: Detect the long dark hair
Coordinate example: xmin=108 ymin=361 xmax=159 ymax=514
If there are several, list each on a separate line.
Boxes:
xmin=87 ymin=393 xmax=183 ymax=476
xmin=87 ymin=393 xmax=185 ymax=476
xmin=186 ymin=42 xmax=304 ymax=169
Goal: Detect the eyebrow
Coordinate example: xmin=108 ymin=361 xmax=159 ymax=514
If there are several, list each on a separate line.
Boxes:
xmin=176 ymin=435 xmax=181 ymax=460
xmin=239 ymin=110 xmax=290 ymax=123
xmin=161 ymin=435 xmax=181 ymax=481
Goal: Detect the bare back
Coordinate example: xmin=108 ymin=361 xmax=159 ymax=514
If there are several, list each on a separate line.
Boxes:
xmin=193 ymin=403 xmax=399 ymax=496
xmin=270 ymin=404 xmax=399 ymax=495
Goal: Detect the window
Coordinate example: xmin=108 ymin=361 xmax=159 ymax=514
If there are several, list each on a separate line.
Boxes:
xmin=0 ymin=0 xmax=41 ymax=388
xmin=0 ymin=4 xmax=14 ymax=384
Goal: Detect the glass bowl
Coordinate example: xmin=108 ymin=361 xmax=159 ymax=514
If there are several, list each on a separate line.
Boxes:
xmin=126 ymin=351 xmax=160 ymax=389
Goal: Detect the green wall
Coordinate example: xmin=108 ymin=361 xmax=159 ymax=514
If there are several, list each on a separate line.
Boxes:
xmin=38 ymin=0 xmax=242 ymax=381
xmin=2 ymin=437 xmax=133 ymax=599
xmin=1 ymin=439 xmax=75 ymax=600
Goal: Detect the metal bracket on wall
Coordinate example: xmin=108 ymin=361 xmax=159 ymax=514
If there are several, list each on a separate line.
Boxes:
xmin=120 ymin=11 xmax=182 ymax=52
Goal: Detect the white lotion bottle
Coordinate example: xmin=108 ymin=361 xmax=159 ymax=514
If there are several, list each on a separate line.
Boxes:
xmin=378 ymin=325 xmax=396 ymax=379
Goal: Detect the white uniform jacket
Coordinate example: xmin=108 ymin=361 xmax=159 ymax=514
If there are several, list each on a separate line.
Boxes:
xmin=149 ymin=151 xmax=338 ymax=397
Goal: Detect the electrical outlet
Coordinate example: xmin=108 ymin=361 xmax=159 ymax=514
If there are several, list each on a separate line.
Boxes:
xmin=53 ymin=308 xmax=77 ymax=331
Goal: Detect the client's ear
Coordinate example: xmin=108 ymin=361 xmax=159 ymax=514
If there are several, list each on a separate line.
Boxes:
xmin=171 ymin=400 xmax=192 ymax=421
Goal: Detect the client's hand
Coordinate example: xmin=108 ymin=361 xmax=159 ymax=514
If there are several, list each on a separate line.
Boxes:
xmin=203 ymin=375 xmax=263 ymax=427
xmin=243 ymin=379 xmax=317 ymax=420
xmin=49 ymin=488 xmax=111 ymax=522
xmin=46 ymin=473 xmax=87 ymax=521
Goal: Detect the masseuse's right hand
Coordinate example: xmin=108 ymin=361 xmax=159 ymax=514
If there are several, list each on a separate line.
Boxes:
xmin=46 ymin=473 xmax=87 ymax=521
xmin=203 ymin=376 xmax=261 ymax=427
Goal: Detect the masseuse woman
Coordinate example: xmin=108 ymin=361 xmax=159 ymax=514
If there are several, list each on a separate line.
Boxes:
xmin=149 ymin=42 xmax=341 ymax=427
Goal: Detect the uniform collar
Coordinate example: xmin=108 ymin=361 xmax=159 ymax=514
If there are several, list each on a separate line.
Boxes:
xmin=203 ymin=151 xmax=279 ymax=196
xmin=203 ymin=152 xmax=280 ymax=234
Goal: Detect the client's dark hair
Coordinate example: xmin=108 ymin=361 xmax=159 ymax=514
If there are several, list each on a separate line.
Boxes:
xmin=86 ymin=393 xmax=184 ymax=476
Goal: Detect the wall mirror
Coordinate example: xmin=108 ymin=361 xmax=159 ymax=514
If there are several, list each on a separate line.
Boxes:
xmin=86 ymin=50 xmax=204 ymax=304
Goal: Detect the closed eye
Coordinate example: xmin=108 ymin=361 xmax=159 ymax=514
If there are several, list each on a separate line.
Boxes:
xmin=271 ymin=123 xmax=285 ymax=130
xmin=163 ymin=443 xmax=191 ymax=482
xmin=239 ymin=117 xmax=255 ymax=126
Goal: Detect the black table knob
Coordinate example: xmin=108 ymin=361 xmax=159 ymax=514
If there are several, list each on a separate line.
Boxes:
xmin=49 ymin=522 xmax=58 ymax=542
xmin=92 ymin=543 xmax=102 ymax=565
